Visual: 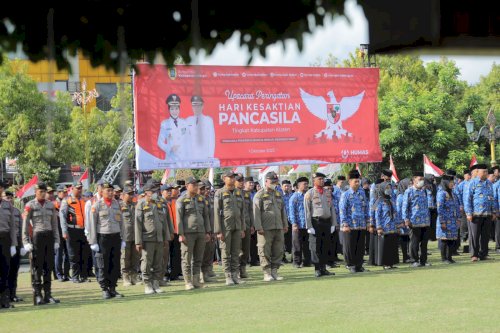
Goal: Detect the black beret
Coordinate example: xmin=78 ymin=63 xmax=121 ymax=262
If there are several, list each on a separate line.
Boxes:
xmin=382 ymin=169 xmax=393 ymax=177
xmin=337 ymin=175 xmax=346 ymax=181
xmin=235 ymin=173 xmax=244 ymax=182
xmin=313 ymin=172 xmax=326 ymax=179
xmin=348 ymin=170 xmax=360 ymax=179
xmin=35 ymin=182 xmax=47 ymax=190
xmin=445 ymin=169 xmax=457 ymax=176
xmin=413 ymin=171 xmax=424 ymax=177
xmin=281 ymin=180 xmax=291 ymax=185
xmin=244 ymin=177 xmax=254 ymax=182
xmin=176 ymin=180 xmax=186 ymax=186
xmin=324 ymin=179 xmax=333 ymax=186
xmin=265 ymin=172 xmax=279 ymax=181
xmin=296 ymin=176 xmax=309 ymax=183
xmin=191 ymin=95 xmax=204 ymax=104
xmin=4 ymin=190 xmax=13 ymax=197
xmin=102 ymin=181 xmax=113 ymax=189
xmin=474 ymin=164 xmax=488 ymax=170
xmin=166 ymin=93 xmax=181 ymax=106
xmin=185 ymin=177 xmax=199 ymax=185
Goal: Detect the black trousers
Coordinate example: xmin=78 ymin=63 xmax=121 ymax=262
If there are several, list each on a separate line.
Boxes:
xmin=0 ymin=233 xmax=11 ymax=293
xmin=309 ymin=219 xmax=332 ymax=269
xmin=32 ymin=231 xmax=55 ymax=293
xmin=469 ymin=216 xmax=491 ymax=259
xmin=8 ymin=247 xmax=21 ymax=297
xmin=377 ymin=233 xmax=399 ymax=267
xmin=429 ymin=209 xmax=437 ymax=241
xmin=54 ymin=234 xmax=70 ymax=279
xmin=66 ymin=228 xmax=89 ymax=280
xmin=399 ymin=235 xmax=410 ymax=262
xmin=496 ymin=217 xmax=500 ymax=250
xmin=440 ymin=239 xmax=456 ymax=261
xmin=169 ymin=234 xmax=182 ymax=278
xmin=410 ymin=227 xmax=429 ymax=265
xmin=292 ymin=229 xmax=311 ymax=266
xmin=491 ymin=219 xmax=496 ymax=242
xmin=368 ymin=232 xmax=378 ymax=266
xmin=327 ymin=230 xmax=339 ymax=264
xmin=96 ymin=233 xmax=121 ymax=290
xmin=284 ymin=225 xmax=292 ymax=255
xmin=343 ymin=229 xmax=366 ymax=269
xmin=250 ymin=233 xmax=259 ymax=265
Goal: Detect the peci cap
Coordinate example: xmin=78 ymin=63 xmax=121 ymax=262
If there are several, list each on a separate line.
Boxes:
xmin=35 ymin=182 xmax=48 ymax=191
xmin=166 ymin=93 xmax=181 ymax=106
xmin=296 ymin=176 xmax=309 ymax=184
xmin=348 ymin=170 xmax=360 ymax=179
xmin=191 ymin=95 xmax=204 ymax=105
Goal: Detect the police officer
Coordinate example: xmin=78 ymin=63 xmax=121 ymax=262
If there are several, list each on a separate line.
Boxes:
xmin=339 ymin=170 xmax=369 ymax=273
xmin=236 ymin=174 xmax=254 ymax=279
xmin=89 ymin=182 xmax=124 ymax=299
xmin=305 ymin=173 xmax=337 ymax=277
xmin=157 ymin=94 xmax=192 ymax=161
xmin=4 ymin=190 xmax=24 ymax=303
xmin=176 ymin=177 xmax=211 ymax=290
xmin=120 ymin=185 xmax=139 ymax=287
xmin=214 ymin=171 xmax=246 ymax=286
xmin=199 ymin=180 xmax=217 ymax=282
xmin=0 ymin=182 xmax=17 ymax=308
xmin=402 ymin=171 xmax=431 ymax=267
xmin=253 ymin=171 xmax=288 ymax=282
xmin=464 ymin=164 xmax=496 ymax=261
xmin=60 ymin=182 xmax=90 ymax=283
xmin=53 ymin=186 xmax=70 ymax=282
xmin=22 ymin=182 xmax=60 ymax=305
xmin=135 ymin=180 xmax=170 ymax=295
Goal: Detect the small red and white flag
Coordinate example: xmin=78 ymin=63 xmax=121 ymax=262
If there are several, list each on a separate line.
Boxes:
xmin=288 ymin=164 xmax=312 ymax=175
xmin=389 ymin=155 xmax=400 ymax=183
xmin=16 ymin=175 xmax=39 ymax=199
xmin=316 ymin=163 xmax=341 ymax=176
xmin=79 ymin=169 xmax=90 ymax=190
xmin=423 ymin=155 xmax=444 ymax=177
xmin=161 ymin=169 xmax=172 ymax=185
xmin=356 ymin=163 xmax=362 ymax=177
xmin=470 ymin=155 xmax=478 ymax=168
xmin=232 ymin=166 xmax=246 ymax=175
xmin=258 ymin=165 xmax=280 ymax=183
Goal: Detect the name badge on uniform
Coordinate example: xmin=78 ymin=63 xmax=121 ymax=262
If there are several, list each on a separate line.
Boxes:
xmin=115 ymin=213 xmax=122 ymax=221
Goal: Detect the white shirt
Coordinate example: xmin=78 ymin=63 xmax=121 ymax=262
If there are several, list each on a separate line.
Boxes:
xmin=157 ymin=117 xmax=192 ymax=160
xmin=186 ymin=114 xmax=215 ymax=160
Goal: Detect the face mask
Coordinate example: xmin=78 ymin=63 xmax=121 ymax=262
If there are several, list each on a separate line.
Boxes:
xmin=268 ymin=184 xmax=277 ymax=190
xmin=151 ymin=193 xmax=158 ymax=200
xmin=384 ymin=189 xmax=392 ymax=196
xmin=416 ymin=180 xmax=425 ymax=188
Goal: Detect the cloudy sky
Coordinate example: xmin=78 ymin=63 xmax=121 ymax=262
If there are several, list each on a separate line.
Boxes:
xmin=196 ymin=0 xmax=498 ymax=85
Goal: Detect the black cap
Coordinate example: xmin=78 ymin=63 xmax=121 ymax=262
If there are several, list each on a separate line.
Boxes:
xmin=166 ymin=93 xmax=181 ymax=106
xmin=337 ymin=175 xmax=346 ymax=181
xmin=382 ymin=169 xmax=393 ymax=177
xmin=73 ymin=181 xmax=83 ymax=189
xmin=46 ymin=186 xmax=55 ymax=193
xmin=324 ymin=179 xmax=333 ymax=186
xmin=445 ymin=169 xmax=457 ymax=176
xmin=244 ymin=177 xmax=254 ymax=182
xmin=281 ymin=180 xmax=291 ymax=185
xmin=221 ymin=171 xmax=236 ymax=179
xmin=102 ymin=181 xmax=113 ymax=189
xmin=4 ymin=190 xmax=13 ymax=197
xmin=348 ymin=170 xmax=360 ymax=179
xmin=143 ymin=179 xmax=159 ymax=191
xmin=488 ymin=168 xmax=494 ymax=175
xmin=313 ymin=172 xmax=326 ymax=179
xmin=113 ymin=185 xmax=123 ymax=192
xmin=191 ymin=95 xmax=204 ymax=104
xmin=35 ymin=182 xmax=48 ymax=190
xmin=185 ymin=177 xmax=199 ymax=185
xmin=265 ymin=172 xmax=279 ymax=182
xmin=235 ymin=173 xmax=244 ymax=182
xmin=123 ymin=185 xmax=135 ymax=194
xmin=413 ymin=171 xmax=424 ymax=177
xmin=296 ymin=176 xmax=309 ymax=184
xmin=475 ymin=164 xmax=488 ymax=170
xmin=176 ymin=180 xmax=186 ymax=186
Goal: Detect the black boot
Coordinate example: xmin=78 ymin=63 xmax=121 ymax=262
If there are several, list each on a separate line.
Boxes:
xmin=109 ymin=286 xmax=124 ymax=298
xmin=10 ymin=289 xmax=23 ymax=302
xmin=34 ymin=285 xmax=45 ymax=306
xmin=43 ymin=283 xmax=60 ymax=304
xmin=102 ymin=288 xmax=112 ymax=299
xmin=1 ymin=291 xmax=14 ymax=309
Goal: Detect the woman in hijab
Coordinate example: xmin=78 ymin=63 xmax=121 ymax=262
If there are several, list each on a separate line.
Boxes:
xmin=436 ymin=175 xmax=460 ymax=263
xmin=375 ymin=181 xmax=399 ymax=269
xmin=396 ymin=178 xmax=412 ymax=263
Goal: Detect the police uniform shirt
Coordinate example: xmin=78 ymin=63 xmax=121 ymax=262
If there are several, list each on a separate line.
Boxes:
xmin=0 ymin=199 xmax=16 ymax=247
xmin=89 ymin=198 xmax=123 ymax=245
xmin=304 ymin=187 xmax=336 ymax=229
xmin=22 ymin=199 xmax=59 ymax=246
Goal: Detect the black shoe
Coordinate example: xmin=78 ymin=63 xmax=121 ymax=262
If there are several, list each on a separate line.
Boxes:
xmin=10 ymin=296 xmax=23 ymax=302
xmin=44 ymin=296 xmax=60 ymax=304
xmin=411 ymin=262 xmax=423 ymax=268
xmin=314 ymin=270 xmax=322 ymax=278
xmin=71 ymin=278 xmax=82 ymax=284
xmin=463 ymin=246 xmax=470 ymax=254
xmin=102 ymin=290 xmax=112 ymax=300
xmin=88 ymin=272 xmax=96 ymax=278
xmin=109 ymin=289 xmax=124 ymax=298
xmin=35 ymin=295 xmax=45 ymax=305
xmin=449 ymin=259 xmax=456 ymax=264
xmin=302 ymin=263 xmax=312 ymax=267
xmin=357 ymin=267 xmax=368 ymax=272
xmin=293 ymin=264 xmax=301 ymax=269
xmin=349 ymin=267 xmax=357 ymax=274
xmin=63 ymin=276 xmax=70 ymax=282
xmin=321 ymin=269 xmax=335 ymax=276
xmin=169 ymin=276 xmax=180 ymax=281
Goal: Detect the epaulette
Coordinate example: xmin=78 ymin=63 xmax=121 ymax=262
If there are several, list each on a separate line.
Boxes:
xmin=223 ymin=192 xmax=230 ymax=196
xmin=198 ymin=196 xmax=203 ymax=202
xmin=275 ymin=191 xmax=281 ymax=197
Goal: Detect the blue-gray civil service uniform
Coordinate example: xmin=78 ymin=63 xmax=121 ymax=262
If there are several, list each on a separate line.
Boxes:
xmin=402 ymin=187 xmax=430 ymax=265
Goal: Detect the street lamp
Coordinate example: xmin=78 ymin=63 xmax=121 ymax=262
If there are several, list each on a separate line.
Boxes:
xmin=72 ymin=80 xmax=99 ymax=174
xmin=466 ymin=108 xmax=500 ymax=166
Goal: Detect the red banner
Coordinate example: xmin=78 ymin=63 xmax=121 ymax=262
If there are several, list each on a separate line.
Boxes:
xmin=134 ymin=65 xmax=381 ymax=170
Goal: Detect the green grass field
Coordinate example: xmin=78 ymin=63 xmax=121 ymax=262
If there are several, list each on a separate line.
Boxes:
xmin=1 ymin=241 xmax=499 ymax=333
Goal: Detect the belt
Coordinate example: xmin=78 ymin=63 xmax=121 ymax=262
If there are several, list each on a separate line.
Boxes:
xmin=67 ymin=224 xmax=84 ymax=229
xmin=312 ymin=217 xmax=331 ymax=223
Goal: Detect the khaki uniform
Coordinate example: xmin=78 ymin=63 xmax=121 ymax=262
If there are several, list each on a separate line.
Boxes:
xmin=22 ymin=199 xmax=59 ymax=299
xmin=89 ymin=198 xmax=123 ymax=291
xmin=240 ymin=190 xmax=254 ymax=272
xmin=135 ymin=198 xmax=169 ymax=285
xmin=214 ymin=187 xmax=245 ymax=278
xmin=201 ymin=195 xmax=216 ymax=276
xmin=176 ymin=193 xmax=211 ymax=286
xmin=253 ymin=189 xmax=287 ymax=272
xmin=120 ymin=201 xmax=139 ymax=282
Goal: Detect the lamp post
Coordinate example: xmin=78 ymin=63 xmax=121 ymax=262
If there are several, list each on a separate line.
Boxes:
xmin=466 ymin=108 xmax=500 ymax=166
xmin=72 ymin=80 xmax=99 ymax=173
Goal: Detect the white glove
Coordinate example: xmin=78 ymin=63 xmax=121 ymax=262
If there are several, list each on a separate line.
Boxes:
xmin=90 ymin=244 xmax=100 ymax=252
xmin=121 ymin=241 xmax=126 ymax=250
xmin=10 ymin=246 xmax=16 ymax=257
xmin=20 ymin=248 xmax=27 ymax=256
xmin=330 ymin=226 xmax=336 ymax=234
xmin=24 ymin=243 xmax=33 ymax=253
xmin=54 ymin=243 xmax=60 ymax=251
xmin=307 ymin=228 xmax=315 ymax=235
xmin=84 ymin=229 xmax=89 ymax=237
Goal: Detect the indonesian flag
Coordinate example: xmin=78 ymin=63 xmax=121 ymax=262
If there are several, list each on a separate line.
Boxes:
xmin=161 ymin=169 xmax=172 ymax=185
xmin=389 ymin=155 xmax=400 ymax=183
xmin=316 ymin=163 xmax=342 ymax=176
xmin=356 ymin=163 xmax=362 ymax=177
xmin=288 ymin=164 xmax=312 ymax=175
xmin=208 ymin=168 xmax=214 ymax=186
xmin=79 ymin=169 xmax=90 ymax=190
xmin=232 ymin=166 xmax=246 ymax=175
xmin=470 ymin=155 xmax=478 ymax=168
xmin=423 ymin=155 xmax=444 ymax=177
xmin=16 ymin=175 xmax=39 ymax=199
